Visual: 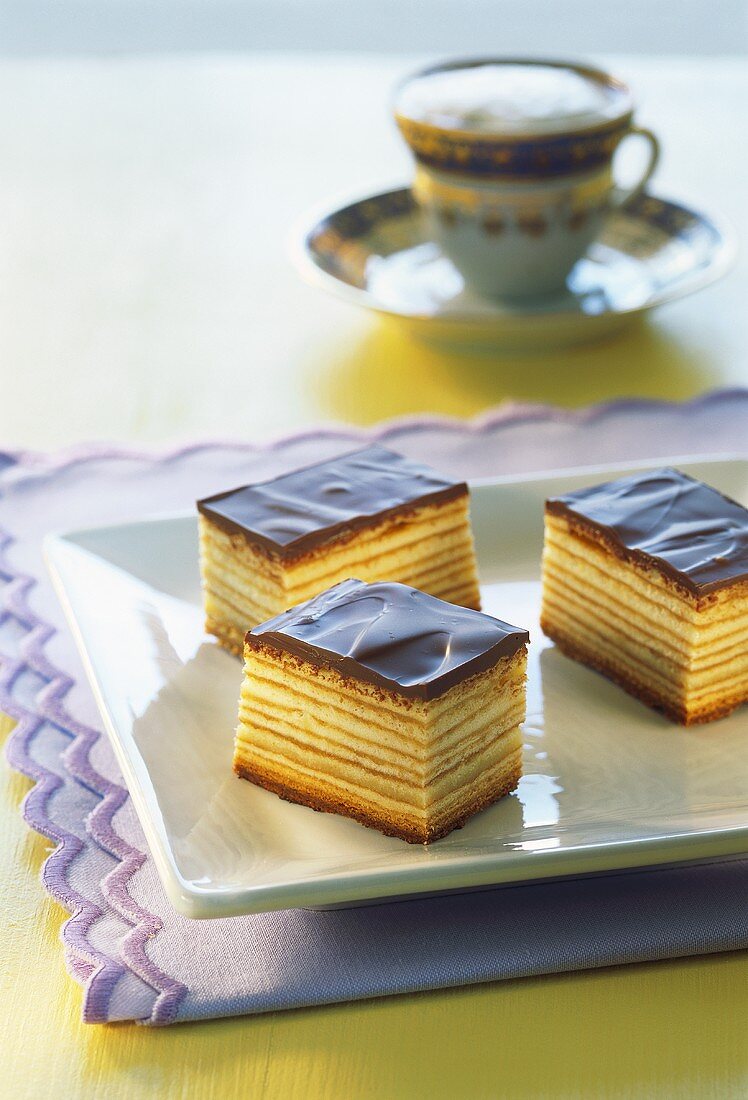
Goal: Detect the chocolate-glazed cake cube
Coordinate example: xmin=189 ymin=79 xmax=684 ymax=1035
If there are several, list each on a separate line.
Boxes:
xmin=198 ymin=446 xmax=481 ymax=654
xmin=541 ymin=467 xmax=748 ymax=724
xmin=235 ymin=579 xmax=529 ymax=842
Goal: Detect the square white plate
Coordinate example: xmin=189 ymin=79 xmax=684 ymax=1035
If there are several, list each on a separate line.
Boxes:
xmin=45 ymin=457 xmax=748 ymax=918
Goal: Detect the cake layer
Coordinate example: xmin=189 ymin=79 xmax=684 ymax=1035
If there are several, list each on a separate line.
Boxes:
xmin=543 ymin=571 xmax=748 ymax=693
xmin=236 ymin=648 xmax=525 ymax=768
xmin=544 ymin=513 xmax=748 ymax=628
xmin=236 ymin=648 xmax=526 ymax=795
xmin=543 ymin=515 xmax=748 ymax=685
xmin=541 ymin=580 xmax=748 ymax=701
xmin=543 ymin=539 xmax=748 ymax=670
xmin=234 ymin=639 xmax=526 ymax=842
xmin=283 ymin=493 xmax=475 ymax=584
xmin=543 ymin=619 xmax=747 ymax=724
xmin=546 ymin=467 xmax=748 ymax=595
xmin=425 ymin=741 xmax=523 ymax=835
xmin=234 ymin=727 xmax=523 ymax=842
xmin=235 ymin=745 xmax=522 ymax=844
xmin=235 ymin=702 xmax=525 ymax=810
xmin=424 ymin=653 xmax=526 ymax=795
xmin=198 ymin=444 xmax=468 ymax=559
xmin=201 ymin=495 xmax=479 ymax=591
xmin=542 ymin=510 xmax=748 ymax=723
xmin=199 ymin=491 xmax=481 ymax=649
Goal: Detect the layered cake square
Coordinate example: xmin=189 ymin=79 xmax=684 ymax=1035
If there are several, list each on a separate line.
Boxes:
xmin=541 ymin=467 xmax=748 ymax=724
xmin=234 ymin=579 xmax=528 ymax=842
xmin=198 ymin=445 xmax=481 ymax=654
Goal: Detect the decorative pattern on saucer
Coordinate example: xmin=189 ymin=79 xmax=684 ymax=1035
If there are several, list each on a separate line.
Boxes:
xmin=307 ymin=191 xmax=722 ymax=281
xmin=297 ymin=186 xmax=734 ymax=350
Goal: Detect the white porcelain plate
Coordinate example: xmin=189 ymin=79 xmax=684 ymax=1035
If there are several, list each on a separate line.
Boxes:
xmin=296 ymin=187 xmax=735 ymax=350
xmin=45 ymin=457 xmax=748 ymax=918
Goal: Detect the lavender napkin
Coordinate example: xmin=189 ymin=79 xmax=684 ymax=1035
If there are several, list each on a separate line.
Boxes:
xmin=3 ymin=392 xmax=748 ymax=1025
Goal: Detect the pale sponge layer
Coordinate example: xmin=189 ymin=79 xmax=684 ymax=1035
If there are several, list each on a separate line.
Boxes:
xmin=541 ymin=511 xmax=748 ymax=724
xmin=200 ymin=493 xmax=481 ymax=655
xmin=234 ymin=644 xmax=526 ymax=843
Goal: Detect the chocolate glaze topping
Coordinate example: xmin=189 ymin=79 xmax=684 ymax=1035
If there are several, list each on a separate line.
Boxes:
xmin=248 ymin=579 xmax=528 ymax=700
xmin=197 ymin=446 xmax=466 ymax=559
xmin=547 ymin=467 xmax=748 ymax=594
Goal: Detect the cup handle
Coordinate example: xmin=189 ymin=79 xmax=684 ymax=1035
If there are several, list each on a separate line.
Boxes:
xmin=611 ymin=126 xmax=661 ymax=208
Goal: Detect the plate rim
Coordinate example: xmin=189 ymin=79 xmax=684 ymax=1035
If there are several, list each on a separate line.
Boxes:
xmin=291 ymin=183 xmax=737 ymax=327
xmin=45 ymin=453 xmax=748 ymax=918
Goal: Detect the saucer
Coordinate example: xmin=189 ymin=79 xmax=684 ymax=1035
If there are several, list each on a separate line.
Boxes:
xmin=295 ymin=187 xmax=735 ymax=351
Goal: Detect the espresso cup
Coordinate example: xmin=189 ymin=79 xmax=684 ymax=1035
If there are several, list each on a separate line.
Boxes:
xmin=394 ymin=58 xmax=660 ymax=300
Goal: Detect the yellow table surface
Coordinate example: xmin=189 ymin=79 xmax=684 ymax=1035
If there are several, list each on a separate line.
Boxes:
xmin=2 ymin=51 xmax=747 ymax=1098
xmin=0 ymin=53 xmax=746 ymax=449
xmin=2 ymin=707 xmax=746 ymax=1099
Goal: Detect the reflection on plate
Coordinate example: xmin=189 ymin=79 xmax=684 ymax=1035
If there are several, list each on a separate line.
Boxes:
xmin=45 ymin=457 xmax=748 ymax=917
xmin=295 ymin=187 xmax=735 ymax=350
